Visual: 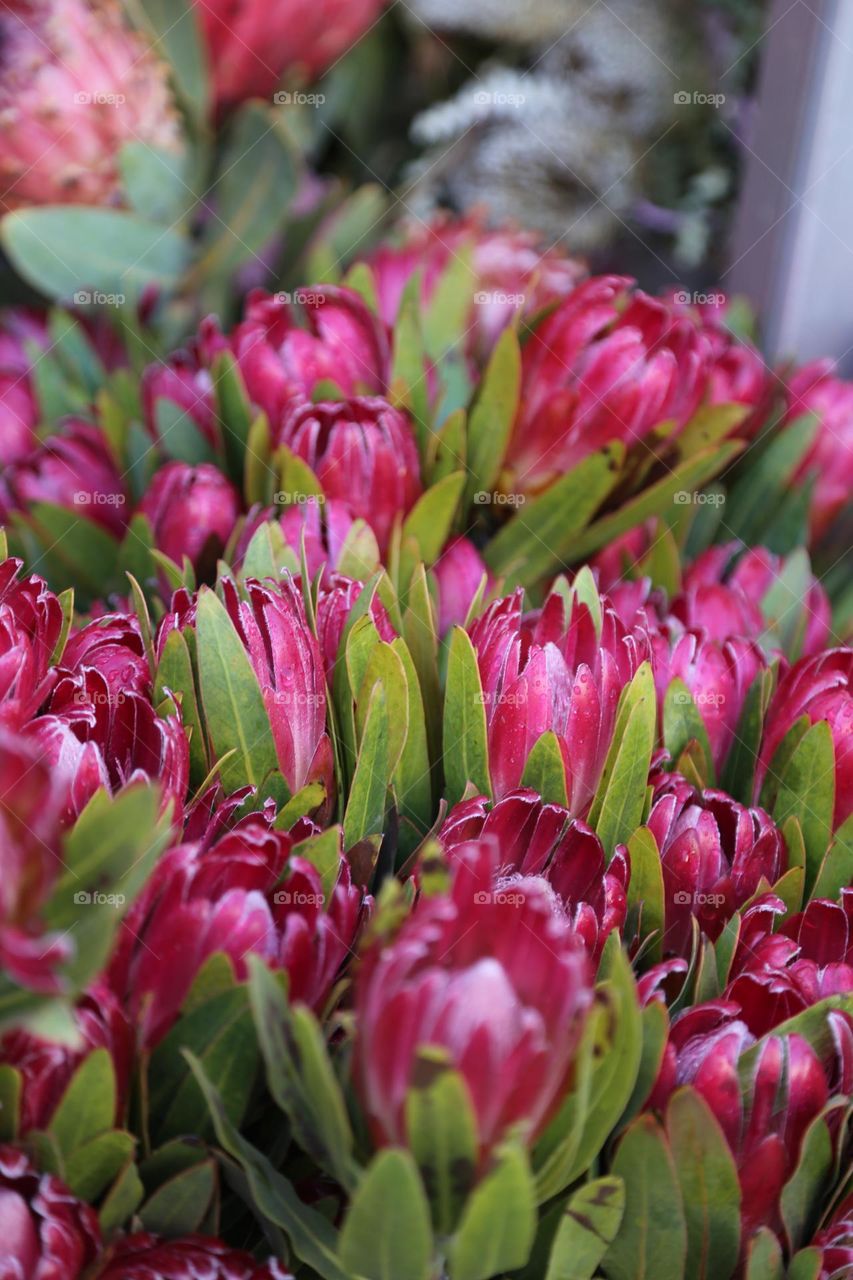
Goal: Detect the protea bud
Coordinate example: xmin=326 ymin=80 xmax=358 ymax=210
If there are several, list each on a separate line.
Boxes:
xmin=757 ymin=648 xmax=853 ymax=830
xmin=433 ymin=536 xmax=490 ymax=635
xmin=354 ymin=840 xmax=592 ymax=1163
xmin=59 ymin=610 xmax=150 ymax=704
xmin=0 ymin=557 xmax=63 ymax=729
xmin=139 ymin=461 xmax=241 ymax=577
xmin=220 ymin=576 xmax=334 ymax=799
xmin=106 ymin=818 xmax=365 ymax=1048
xmin=645 ymin=772 xmax=785 ymax=959
xmin=0 ymin=726 xmax=69 ymax=992
xmin=364 ymin=213 xmax=585 ymax=359
xmin=98 ymin=1233 xmax=292 ymax=1279
xmin=0 ymin=981 xmax=132 ymax=1133
xmin=469 ymin=586 xmax=648 ymax=809
xmin=314 ymin=573 xmax=397 ymax=677
xmin=279 ymin=397 xmax=422 ymax=555
xmin=141 ymin=320 xmax=226 ymax=450
xmin=439 ymin=790 xmax=629 ymax=961
xmin=0 ymin=422 xmax=128 ymax=537
xmin=0 ymin=1146 xmax=100 ymax=1275
xmin=807 ymin=1196 xmax=853 ymax=1278
xmin=196 ymin=0 xmax=386 ymax=115
xmin=785 ymin=360 xmax=853 ymax=539
xmin=0 ymin=309 xmax=48 ymax=464
xmin=0 ymin=0 xmax=181 ymax=211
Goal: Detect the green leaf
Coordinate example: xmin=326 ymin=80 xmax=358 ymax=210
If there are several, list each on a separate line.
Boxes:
xmin=465 ymin=329 xmax=521 ymax=504
xmin=666 ymin=1088 xmax=741 ymax=1280
xmin=770 ymin=720 xmax=835 ymax=897
xmin=449 ymin=1145 xmax=537 ymax=1280
xmin=1 ymin=207 xmax=189 ymax=303
xmin=155 ymin=626 xmax=208 ymax=785
xmin=786 ymin=1248 xmax=823 ymax=1280
xmin=343 ymin=682 xmax=389 ymax=848
xmin=520 ymin=732 xmax=569 ymax=807
xmin=139 ymin=1160 xmax=217 ymax=1236
xmin=99 ymin=1158 xmax=144 ymax=1239
xmin=624 ymin=827 xmax=664 ymax=964
xmin=196 ymin=587 xmax=279 ymax=794
xmin=14 ymin=503 xmax=120 ymax=604
xmin=443 ymin=627 xmax=491 ymax=808
xmin=589 ymin=663 xmax=657 ymax=856
xmin=743 ymin=1227 xmax=784 ymax=1280
xmin=391 ymin=639 xmax=434 ymax=856
xmin=155 ymin=398 xmax=215 ymax=465
xmin=406 ymin=1067 xmax=478 ymax=1236
xmin=186 ymin=1053 xmax=350 ymax=1280
xmin=484 ymin=446 xmax=622 ymax=589
xmin=619 ymin=1000 xmax=670 ymax=1129
xmin=292 ymin=827 xmax=345 ymax=905
xmin=544 ymin=1177 xmax=626 ymax=1280
xmin=400 ymin=471 xmax=466 ymax=577
xmin=119 ymin=143 xmax=190 ymax=224
xmin=720 ymin=668 xmax=774 ymax=804
xmin=423 ymin=247 xmax=475 ymax=360
xmin=663 ymin=679 xmax=715 ymax=786
xmin=813 ymin=812 xmax=853 ymax=900
xmin=126 ymin=0 xmax=209 ymax=123
xmin=214 ymin=352 xmax=255 ymax=484
xmin=0 ymin=1066 xmax=20 ymax=1141
xmin=724 ymin=415 xmax=818 ymax=546
xmin=339 ymin=1150 xmax=433 ymax=1280
xmin=602 ymin=1116 xmax=687 ymax=1280
xmin=390 ymin=297 xmax=430 ymax=458
xmin=780 ymin=1105 xmax=837 ymax=1251
xmin=49 ymin=1049 xmax=116 ymax=1157
xmin=64 ymin=1130 xmax=135 ymax=1202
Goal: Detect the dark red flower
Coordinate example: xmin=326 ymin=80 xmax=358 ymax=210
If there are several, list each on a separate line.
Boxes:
xmin=0 ymin=557 xmax=63 ymax=729
xmin=0 ymin=1145 xmax=100 ymax=1277
xmin=0 ymin=309 xmax=47 ymax=465
xmin=0 ymin=422 xmax=128 ymax=537
xmin=99 ymin=1232 xmax=291 ymax=1278
xmin=313 ymin=574 xmax=397 ymax=678
xmin=785 ymin=360 xmax=853 ymax=540
xmin=139 ymin=461 xmax=241 ymax=576
xmin=433 ymin=536 xmax=490 ymax=635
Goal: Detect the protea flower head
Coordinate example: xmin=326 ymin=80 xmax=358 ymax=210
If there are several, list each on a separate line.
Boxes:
xmin=0 ymin=309 xmax=48 ymax=464
xmin=106 ymin=818 xmax=365 ymax=1048
xmin=354 ymin=839 xmax=592 ymax=1163
xmin=99 ymin=1233 xmax=291 ymax=1278
xmin=0 ymin=726 xmax=69 ymax=992
xmin=0 ymin=557 xmax=63 ymax=729
xmin=757 ymin=648 xmax=853 ymax=830
xmin=364 ymin=212 xmax=585 ymax=359
xmin=141 ymin=320 xmax=227 ymax=451
xmin=433 ymin=536 xmax=490 ymax=635
xmin=0 ymin=421 xmax=128 ymax=537
xmin=808 ymin=1196 xmax=853 ymax=1279
xmin=196 ymin=0 xmax=386 ymax=115
xmin=785 ymin=360 xmax=853 ymax=540
xmin=139 ymin=461 xmax=241 ymax=577
xmin=278 ymin=397 xmax=422 ymax=556
xmin=313 ymin=573 xmax=397 ymax=678
xmin=469 ymin=585 xmax=648 ymax=810
xmin=220 ymin=576 xmax=334 ymax=800
xmin=59 ymin=610 xmax=150 ymax=705
xmin=0 ymin=981 xmax=132 ymax=1133
xmin=0 ymin=1145 xmax=101 ymax=1276
xmin=0 ymin=0 xmax=181 ymax=211
xmin=439 ymin=789 xmax=629 ymax=962
xmin=645 ymin=771 xmax=785 ymax=959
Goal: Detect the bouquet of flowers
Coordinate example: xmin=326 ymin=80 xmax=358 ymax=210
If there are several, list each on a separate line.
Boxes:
xmin=0 ymin=3 xmax=850 ymax=1279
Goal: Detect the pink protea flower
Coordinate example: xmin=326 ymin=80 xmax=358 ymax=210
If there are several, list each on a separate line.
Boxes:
xmin=106 ymin=818 xmax=365 ymax=1048
xmin=433 ymin=536 xmax=490 ymax=635
xmin=60 ymin=611 xmax=150 ymax=704
xmin=0 ymin=557 xmax=63 ymax=729
xmin=364 ymin=212 xmax=585 ymax=359
xmin=279 ymin=397 xmax=422 ymax=556
xmin=649 ymin=1003 xmax=852 ymax=1243
xmin=139 ymin=461 xmax=241 ymax=576
xmin=0 ymin=727 xmax=70 ymax=993
xmin=785 ymin=360 xmax=853 ymax=540
xmin=220 ymin=576 xmax=334 ymax=799
xmin=807 ymin=1196 xmax=853 ymax=1279
xmin=353 ymin=840 xmax=592 ymax=1162
xmin=99 ymin=1233 xmax=291 ymax=1279
xmin=196 ymin=0 xmax=386 ymax=115
xmin=0 ymin=0 xmax=181 ymax=211
xmin=0 ymin=1145 xmax=101 ymax=1277
xmin=757 ymin=648 xmax=853 ymax=831
xmin=645 ymin=772 xmax=785 ymax=959
xmin=141 ymin=320 xmax=226 ymax=451
xmin=0 ymin=421 xmax=128 ymax=537
xmin=0 ymin=309 xmax=48 ymax=464
xmin=0 ymin=982 xmax=132 ymax=1134
xmin=469 ymin=586 xmax=648 ymax=810
xmin=314 ymin=573 xmax=397 ymax=678
xmin=439 ymin=790 xmax=629 ymax=962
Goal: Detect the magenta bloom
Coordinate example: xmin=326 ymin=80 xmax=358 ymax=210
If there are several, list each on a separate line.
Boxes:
xmin=106 ymin=819 xmax=365 ymax=1048
xmin=0 ymin=309 xmax=48 ymax=464
xmin=313 ymin=574 xmax=397 ymax=678
xmin=645 ymin=772 xmax=785 ymax=959
xmin=60 ymin=611 xmax=150 ymax=705
xmin=139 ymin=461 xmax=241 ymax=576
xmin=0 ymin=0 xmax=181 ymax=211
xmin=440 ymin=790 xmax=628 ymax=962
xmin=0 ymin=557 xmax=63 ymax=729
xmin=0 ymin=1146 xmax=101 ymax=1277
xmin=279 ymin=397 xmax=421 ymax=556
xmin=354 ymin=840 xmax=591 ymax=1161
xmin=757 ymin=648 xmax=853 ymax=830
xmin=99 ymin=1233 xmax=290 ymax=1279
xmin=808 ymin=1197 xmax=853 ymax=1279
xmin=196 ymin=0 xmax=386 ymax=114
xmin=433 ymin=536 xmax=490 ymax=635
xmin=469 ymin=587 xmax=648 ymax=810
xmin=0 ymin=422 xmax=128 ymax=537
xmin=785 ymin=360 xmax=853 ymax=539
xmin=220 ymin=577 xmax=334 ymax=800
xmin=141 ymin=324 xmax=225 ymax=451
